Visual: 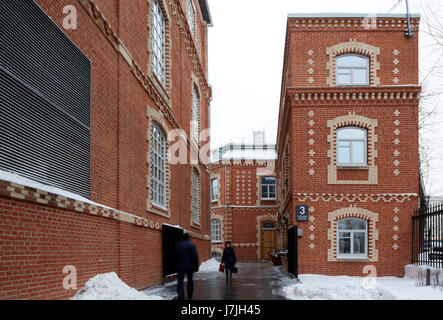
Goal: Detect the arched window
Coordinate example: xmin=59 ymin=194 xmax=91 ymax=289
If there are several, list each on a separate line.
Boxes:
xmin=337 ymin=218 xmax=368 ymax=257
xmin=211 ymin=218 xmax=221 ymax=242
xmin=336 ymin=54 xmax=369 ymax=86
xmin=152 ymin=122 xmax=166 ymax=208
xmin=152 ymin=0 xmax=166 ymax=86
xmin=337 ymin=127 xmax=367 ymax=166
xmin=191 ymin=168 xmax=200 ymax=225
xmin=191 ymin=86 xmax=199 ymax=142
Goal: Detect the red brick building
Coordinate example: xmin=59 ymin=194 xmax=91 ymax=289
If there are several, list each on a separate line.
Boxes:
xmin=0 ymin=0 xmax=212 ymax=299
xmin=210 ymin=132 xmax=279 ymax=261
xmin=276 ymin=14 xmax=421 ymax=277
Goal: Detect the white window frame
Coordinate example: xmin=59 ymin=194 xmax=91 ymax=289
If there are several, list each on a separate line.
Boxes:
xmin=152 ymin=122 xmax=167 ymax=209
xmin=211 ymin=218 xmax=222 ymax=242
xmin=187 ymin=0 xmax=195 ymax=36
xmin=337 ymin=218 xmax=368 ymax=259
xmin=191 ymin=168 xmax=200 ymax=225
xmin=336 ymin=54 xmax=369 ymax=86
xmin=151 ymin=0 xmax=166 ymax=86
xmin=261 ymin=177 xmax=276 ymax=200
xmin=337 ymin=126 xmax=367 ymax=167
xmin=191 ymin=86 xmax=199 ymax=142
xmin=211 ymin=178 xmax=219 ymax=203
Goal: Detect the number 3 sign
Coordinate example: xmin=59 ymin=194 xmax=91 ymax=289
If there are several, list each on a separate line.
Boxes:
xmin=296 ymin=205 xmax=309 ymax=222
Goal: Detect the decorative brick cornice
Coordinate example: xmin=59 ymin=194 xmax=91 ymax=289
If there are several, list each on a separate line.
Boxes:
xmin=288 ymin=17 xmax=420 ymax=32
xmin=289 ymin=86 xmax=421 ymax=105
xmin=294 ymin=192 xmax=418 ymax=203
xmin=211 ymin=205 xmax=279 ymax=211
xmin=211 ymin=160 xmax=276 ymax=169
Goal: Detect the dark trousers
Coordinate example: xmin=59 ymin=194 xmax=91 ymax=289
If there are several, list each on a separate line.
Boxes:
xmin=177 ymin=271 xmax=194 ymax=300
xmin=225 ymin=268 xmax=232 ymax=281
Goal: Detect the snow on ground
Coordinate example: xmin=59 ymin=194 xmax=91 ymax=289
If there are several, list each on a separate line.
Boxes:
xmin=71 ymin=272 xmax=165 ymax=300
xmin=281 ymin=273 xmax=443 ymax=300
xmin=198 ymin=259 xmax=220 ymax=273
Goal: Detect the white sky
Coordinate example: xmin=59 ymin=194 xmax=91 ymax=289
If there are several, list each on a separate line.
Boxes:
xmin=207 ymin=0 xmax=443 ymax=196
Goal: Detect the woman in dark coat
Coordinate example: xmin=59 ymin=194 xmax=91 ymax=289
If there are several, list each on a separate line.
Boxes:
xmin=221 ymin=241 xmax=236 ymax=282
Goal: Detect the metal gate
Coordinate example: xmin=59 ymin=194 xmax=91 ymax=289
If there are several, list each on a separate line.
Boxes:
xmin=412 ymin=202 xmax=443 ymax=269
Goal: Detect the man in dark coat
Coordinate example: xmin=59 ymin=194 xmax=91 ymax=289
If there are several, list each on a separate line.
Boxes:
xmin=174 ymin=233 xmax=199 ymax=300
xmin=221 ymin=241 xmax=236 ymax=282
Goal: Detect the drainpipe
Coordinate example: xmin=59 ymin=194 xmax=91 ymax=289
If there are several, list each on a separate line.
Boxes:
xmin=404 ymin=0 xmax=414 ymax=38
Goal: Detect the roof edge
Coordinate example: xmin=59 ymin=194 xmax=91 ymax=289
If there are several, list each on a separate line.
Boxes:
xmin=287 ymin=13 xmax=421 ymax=19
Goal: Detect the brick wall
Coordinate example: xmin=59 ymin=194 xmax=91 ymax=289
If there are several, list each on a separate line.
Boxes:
xmin=277 ymin=16 xmax=421 ymax=277
xmin=0 ymin=0 xmax=211 ymax=299
xmin=211 ymin=161 xmax=278 ymax=261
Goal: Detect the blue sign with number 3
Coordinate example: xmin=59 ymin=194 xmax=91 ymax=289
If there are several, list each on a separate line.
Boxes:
xmin=296 ymin=205 xmax=309 ymax=222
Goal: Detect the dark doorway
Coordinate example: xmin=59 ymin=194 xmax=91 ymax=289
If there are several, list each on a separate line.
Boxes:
xmin=162 ymin=224 xmax=184 ymax=278
xmin=287 ymin=225 xmax=298 ymax=278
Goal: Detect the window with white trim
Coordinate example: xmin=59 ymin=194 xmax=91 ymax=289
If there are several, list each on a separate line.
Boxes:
xmin=211 ymin=178 xmax=219 ymax=202
xmin=337 ymin=127 xmax=367 ymax=166
xmin=191 ymin=168 xmax=200 ymax=225
xmin=151 ymin=0 xmax=166 ymax=86
xmin=211 ymin=218 xmax=221 ymax=242
xmin=336 ymin=55 xmax=369 ymax=86
xmin=261 ymin=177 xmax=276 ymax=200
xmin=187 ymin=0 xmax=195 ymax=35
xmin=337 ymin=218 xmax=368 ymax=257
xmin=191 ymin=86 xmax=199 ymax=142
xmin=152 ymin=122 xmax=166 ymax=208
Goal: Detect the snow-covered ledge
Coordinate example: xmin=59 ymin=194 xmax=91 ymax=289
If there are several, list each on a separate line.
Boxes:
xmin=0 ymin=170 xmax=210 ymax=241
xmin=405 ymin=264 xmax=443 ymax=279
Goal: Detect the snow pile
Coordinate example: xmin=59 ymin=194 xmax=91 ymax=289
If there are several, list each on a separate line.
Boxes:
xmin=282 ymin=274 xmax=443 ymax=300
xmin=198 ymin=259 xmax=221 ymax=273
xmin=71 ymin=272 xmax=165 ymax=300
xmin=283 ymin=275 xmax=395 ymax=300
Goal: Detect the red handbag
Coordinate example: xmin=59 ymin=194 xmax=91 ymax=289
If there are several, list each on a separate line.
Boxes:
xmin=219 ymin=264 xmax=225 ymax=272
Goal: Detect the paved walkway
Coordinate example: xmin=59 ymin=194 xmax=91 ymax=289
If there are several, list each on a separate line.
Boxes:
xmin=144 ymin=261 xmax=288 ymax=300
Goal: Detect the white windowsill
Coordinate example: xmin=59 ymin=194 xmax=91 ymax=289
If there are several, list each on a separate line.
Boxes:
xmin=337 ymin=255 xmax=369 ymax=262
xmin=337 ymin=165 xmax=369 ymax=169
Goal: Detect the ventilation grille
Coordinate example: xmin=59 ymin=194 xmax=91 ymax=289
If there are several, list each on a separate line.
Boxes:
xmin=0 ymin=0 xmax=91 ymax=198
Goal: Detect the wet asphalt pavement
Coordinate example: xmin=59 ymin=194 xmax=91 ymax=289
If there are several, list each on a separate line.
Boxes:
xmin=143 ymin=261 xmax=289 ymax=300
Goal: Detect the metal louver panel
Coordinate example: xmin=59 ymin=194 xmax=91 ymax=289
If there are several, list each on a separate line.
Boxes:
xmin=0 ymin=0 xmax=91 ymax=198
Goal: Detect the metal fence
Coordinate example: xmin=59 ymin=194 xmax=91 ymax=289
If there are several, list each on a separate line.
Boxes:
xmin=412 ymin=202 xmax=443 ymax=269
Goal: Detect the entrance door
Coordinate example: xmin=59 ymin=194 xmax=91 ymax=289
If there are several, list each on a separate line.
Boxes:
xmin=261 ymin=222 xmax=277 ymax=260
